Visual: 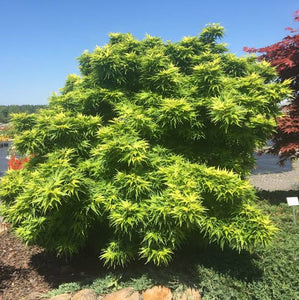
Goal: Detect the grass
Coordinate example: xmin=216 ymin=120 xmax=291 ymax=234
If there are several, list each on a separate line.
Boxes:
xmin=43 ymin=190 xmax=299 ymax=299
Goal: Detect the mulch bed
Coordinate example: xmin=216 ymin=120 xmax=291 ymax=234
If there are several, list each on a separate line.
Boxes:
xmin=0 ymin=228 xmax=100 ymax=300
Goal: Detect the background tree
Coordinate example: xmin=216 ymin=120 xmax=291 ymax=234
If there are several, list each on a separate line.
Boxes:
xmin=0 ymin=25 xmax=289 ymax=267
xmin=0 ymin=105 xmax=46 ymax=123
xmin=244 ymin=10 xmax=299 ymax=163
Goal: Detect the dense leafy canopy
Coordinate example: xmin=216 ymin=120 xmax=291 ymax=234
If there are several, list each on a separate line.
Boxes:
xmin=244 ymin=10 xmax=299 ymax=162
xmin=0 ymin=25 xmax=290 ymax=266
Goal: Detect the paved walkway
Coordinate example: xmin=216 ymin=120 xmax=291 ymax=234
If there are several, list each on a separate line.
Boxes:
xmin=249 ymin=159 xmax=299 ymax=191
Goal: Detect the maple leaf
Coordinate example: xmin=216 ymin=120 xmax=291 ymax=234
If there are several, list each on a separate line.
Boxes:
xmin=244 ymin=11 xmax=299 ymax=161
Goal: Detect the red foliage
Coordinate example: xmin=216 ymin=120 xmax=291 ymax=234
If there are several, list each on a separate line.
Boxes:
xmin=244 ymin=10 xmax=299 ymax=162
xmin=8 ymin=154 xmax=30 ymax=170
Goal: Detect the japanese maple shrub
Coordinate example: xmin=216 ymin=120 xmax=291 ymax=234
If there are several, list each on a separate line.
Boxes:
xmin=0 ymin=24 xmax=290 ymax=267
xmin=244 ymin=10 xmax=299 ymax=162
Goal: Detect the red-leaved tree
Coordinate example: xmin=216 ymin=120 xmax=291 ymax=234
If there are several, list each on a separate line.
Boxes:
xmin=244 ymin=10 xmax=299 ymax=163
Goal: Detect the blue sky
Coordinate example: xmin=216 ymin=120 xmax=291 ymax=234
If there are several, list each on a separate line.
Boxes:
xmin=0 ymin=0 xmax=298 ymax=105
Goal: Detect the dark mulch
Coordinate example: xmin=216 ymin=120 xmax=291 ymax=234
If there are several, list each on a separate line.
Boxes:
xmin=0 ymin=228 xmax=101 ymax=300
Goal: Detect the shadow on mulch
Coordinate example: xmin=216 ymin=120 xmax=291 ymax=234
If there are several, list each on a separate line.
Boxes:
xmin=0 ymin=229 xmax=263 ymax=299
xmin=0 ymin=210 xmax=267 ymax=299
xmin=0 ymin=259 xmax=46 ymax=299
xmin=0 ymin=265 xmax=31 ymax=289
xmin=29 ymin=249 xmax=105 ymax=288
xmin=29 ymin=238 xmax=262 ymax=292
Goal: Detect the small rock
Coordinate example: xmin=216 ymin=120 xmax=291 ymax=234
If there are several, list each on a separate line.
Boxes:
xmin=177 ymin=288 xmax=201 ymax=300
xmin=142 ymin=286 xmax=172 ymax=300
xmin=71 ymin=289 xmax=98 ymax=300
xmin=49 ymin=294 xmax=72 ymax=300
xmin=103 ymin=287 xmax=140 ymax=300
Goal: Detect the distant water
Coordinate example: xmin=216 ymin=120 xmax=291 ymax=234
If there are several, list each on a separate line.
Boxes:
xmin=0 ymin=144 xmax=10 ymax=177
xmin=252 ymin=152 xmax=292 ymax=174
xmin=0 ymin=144 xmax=293 ymax=178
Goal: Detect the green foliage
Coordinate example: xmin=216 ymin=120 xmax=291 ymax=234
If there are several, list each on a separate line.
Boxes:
xmin=124 ymin=274 xmax=154 ymax=292
xmin=42 ymin=274 xmax=121 ymax=298
xmin=43 ymin=282 xmax=81 ymax=297
xmin=87 ymin=274 xmax=121 ymax=295
xmin=0 ymin=25 xmax=290 ymax=267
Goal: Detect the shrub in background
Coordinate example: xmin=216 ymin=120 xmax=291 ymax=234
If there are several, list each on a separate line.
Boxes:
xmin=0 ymin=24 xmax=290 ymax=266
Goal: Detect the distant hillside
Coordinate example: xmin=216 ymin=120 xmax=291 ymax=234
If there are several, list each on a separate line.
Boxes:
xmin=0 ymin=105 xmax=47 ymax=123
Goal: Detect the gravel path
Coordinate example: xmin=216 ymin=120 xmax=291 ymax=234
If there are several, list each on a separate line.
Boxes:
xmin=249 ymin=160 xmax=299 ymax=191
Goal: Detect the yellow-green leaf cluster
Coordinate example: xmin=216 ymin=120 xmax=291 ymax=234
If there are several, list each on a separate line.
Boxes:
xmin=0 ymin=24 xmax=289 ymax=267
